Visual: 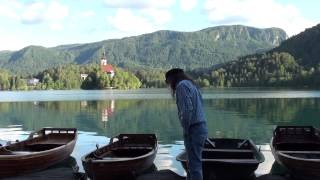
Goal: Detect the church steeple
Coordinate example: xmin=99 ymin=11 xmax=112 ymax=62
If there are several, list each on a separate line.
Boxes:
xmin=101 ymin=47 xmax=107 ymax=66
xmin=100 ymin=46 xmax=115 ymax=78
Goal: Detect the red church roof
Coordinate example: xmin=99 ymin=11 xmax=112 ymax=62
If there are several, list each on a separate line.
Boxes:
xmin=101 ymin=64 xmax=114 ymax=73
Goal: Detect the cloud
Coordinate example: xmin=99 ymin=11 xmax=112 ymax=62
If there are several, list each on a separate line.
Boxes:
xmin=20 ymin=1 xmax=69 ymax=28
xmin=45 ymin=1 xmax=69 ymax=21
xmin=104 ymin=0 xmax=175 ymax=9
xmin=0 ymin=0 xmax=21 ymax=20
xmin=0 ymin=1 xmax=69 ymax=30
xmin=81 ymin=11 xmax=96 ymax=18
xmin=107 ymin=9 xmax=154 ymax=34
xmin=49 ymin=22 xmax=63 ymax=31
xmin=20 ymin=2 xmax=46 ymax=24
xmin=142 ymin=9 xmax=172 ymax=25
xmin=204 ymin=0 xmax=316 ymax=36
xmin=105 ymin=0 xmax=175 ymax=35
xmin=0 ymin=34 xmax=26 ymax=50
xmin=180 ymin=0 xmax=197 ymax=11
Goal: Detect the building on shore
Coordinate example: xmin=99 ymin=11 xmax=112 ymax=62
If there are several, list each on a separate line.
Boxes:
xmin=27 ymin=78 xmax=39 ymax=86
xmin=100 ymin=50 xmax=115 ymax=78
xmin=80 ymin=48 xmax=115 ymax=80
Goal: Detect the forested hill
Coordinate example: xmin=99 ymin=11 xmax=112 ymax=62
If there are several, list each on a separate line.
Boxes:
xmin=200 ymin=23 xmax=320 ymax=88
xmin=272 ymin=24 xmax=320 ymax=67
xmin=0 ymin=25 xmax=287 ymax=75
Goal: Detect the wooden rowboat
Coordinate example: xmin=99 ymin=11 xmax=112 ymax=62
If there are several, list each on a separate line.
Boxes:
xmin=0 ymin=128 xmax=77 ymax=177
xmin=176 ymin=138 xmax=264 ymax=179
xmin=271 ymin=126 xmax=320 ymax=179
xmin=82 ymin=134 xmax=158 ymax=180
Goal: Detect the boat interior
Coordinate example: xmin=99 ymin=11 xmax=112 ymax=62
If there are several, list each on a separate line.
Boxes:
xmin=0 ymin=132 xmax=75 ymax=154
xmin=177 ymin=138 xmax=261 ymax=162
xmin=99 ymin=146 xmax=154 ymax=158
xmin=274 ymin=126 xmax=320 ymax=159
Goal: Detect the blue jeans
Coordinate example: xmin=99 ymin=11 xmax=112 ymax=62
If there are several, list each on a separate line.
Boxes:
xmin=184 ymin=123 xmax=208 ymax=180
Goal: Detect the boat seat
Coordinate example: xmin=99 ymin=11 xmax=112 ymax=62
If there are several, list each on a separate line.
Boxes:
xmin=117 ymin=146 xmax=153 ymax=150
xmin=203 ymin=148 xmax=253 ymax=153
xmin=279 ymin=150 xmax=320 ymax=154
xmin=202 ymin=158 xmax=259 ymax=163
xmin=12 ymin=151 xmax=34 ymax=155
xmin=100 ymin=157 xmax=136 ymax=161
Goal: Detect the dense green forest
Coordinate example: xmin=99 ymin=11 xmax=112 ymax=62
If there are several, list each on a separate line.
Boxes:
xmin=0 ymin=25 xmax=286 ymax=75
xmin=272 ymin=24 xmax=320 ymax=67
xmin=0 ymin=69 xmax=28 ymax=90
xmin=0 ymin=64 xmax=141 ymax=90
xmin=192 ymin=52 xmax=315 ymax=87
xmin=191 ymin=24 xmax=320 ymax=88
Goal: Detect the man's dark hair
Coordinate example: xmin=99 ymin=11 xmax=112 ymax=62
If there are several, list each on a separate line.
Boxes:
xmin=165 ymin=68 xmax=194 ymax=96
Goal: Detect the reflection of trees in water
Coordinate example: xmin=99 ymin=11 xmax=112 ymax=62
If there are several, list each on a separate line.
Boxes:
xmin=205 ymin=98 xmax=320 ymax=143
xmin=208 ymin=98 xmax=320 ymax=125
xmin=0 ymin=100 xmax=182 ymax=143
xmin=1 ymin=98 xmax=320 ymax=144
xmin=104 ymin=99 xmax=182 ymax=144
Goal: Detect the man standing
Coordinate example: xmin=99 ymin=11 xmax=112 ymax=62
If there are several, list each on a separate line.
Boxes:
xmin=165 ymin=68 xmax=208 ymax=180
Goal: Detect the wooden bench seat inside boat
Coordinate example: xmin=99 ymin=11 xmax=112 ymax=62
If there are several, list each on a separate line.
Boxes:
xmin=278 ymin=150 xmax=320 ymax=159
xmin=116 ymin=146 xmax=153 ymax=150
xmin=98 ymin=146 xmax=154 ymax=158
xmin=203 ymin=148 xmax=253 ymax=153
xmin=279 ymin=150 xmax=320 ymax=154
xmin=276 ymin=142 xmax=320 ymax=151
xmin=202 ymin=150 xmax=255 ymax=159
xmin=202 ymin=158 xmax=259 ymax=163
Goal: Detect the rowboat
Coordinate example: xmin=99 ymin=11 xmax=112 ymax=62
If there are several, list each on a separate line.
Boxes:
xmin=82 ymin=134 xmax=158 ymax=180
xmin=271 ymin=126 xmax=320 ymax=179
xmin=0 ymin=128 xmax=77 ymax=177
xmin=176 ymin=138 xmax=264 ymax=179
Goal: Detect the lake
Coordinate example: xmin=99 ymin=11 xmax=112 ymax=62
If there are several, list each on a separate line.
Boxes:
xmin=1 ymin=88 xmax=320 ymax=176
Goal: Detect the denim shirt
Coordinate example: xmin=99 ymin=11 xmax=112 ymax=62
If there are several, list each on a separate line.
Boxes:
xmin=176 ymin=80 xmax=206 ymax=135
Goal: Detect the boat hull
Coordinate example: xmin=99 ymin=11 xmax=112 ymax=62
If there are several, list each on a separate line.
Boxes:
xmin=176 ymin=138 xmax=264 ymax=180
xmin=82 ymin=134 xmax=158 ymax=180
xmin=271 ymin=126 xmax=320 ymax=179
xmin=0 ymin=128 xmax=77 ymax=177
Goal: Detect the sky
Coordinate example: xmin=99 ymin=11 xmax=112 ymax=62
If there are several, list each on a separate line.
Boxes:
xmin=0 ymin=0 xmax=319 ymax=51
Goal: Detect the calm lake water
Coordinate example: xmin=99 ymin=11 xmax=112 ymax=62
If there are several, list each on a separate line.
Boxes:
xmin=1 ymin=88 xmax=320 ymax=176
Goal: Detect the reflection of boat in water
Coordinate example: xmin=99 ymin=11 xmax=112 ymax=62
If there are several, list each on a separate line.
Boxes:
xmin=0 ymin=128 xmax=77 ymax=178
xmin=82 ymin=134 xmax=158 ymax=180
xmin=176 ymin=138 xmax=264 ymax=180
xmin=271 ymin=126 xmax=320 ymax=179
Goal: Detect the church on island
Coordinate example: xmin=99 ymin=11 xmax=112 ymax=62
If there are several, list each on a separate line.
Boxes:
xmin=80 ymin=49 xmax=115 ymax=80
xmin=100 ymin=51 xmax=115 ymax=78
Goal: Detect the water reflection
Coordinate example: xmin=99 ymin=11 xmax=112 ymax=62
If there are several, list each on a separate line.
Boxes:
xmin=101 ymin=100 xmax=115 ymax=128
xmin=2 ymin=98 xmax=319 ymax=144
xmin=1 ymin=97 xmax=320 ymax=176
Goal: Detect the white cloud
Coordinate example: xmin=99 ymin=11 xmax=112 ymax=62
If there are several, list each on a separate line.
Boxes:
xmin=107 ymin=9 xmax=154 ymax=34
xmin=0 ymin=0 xmax=20 ymax=20
xmin=20 ymin=2 xmax=46 ymax=24
xmin=0 ymin=35 xmax=27 ymax=50
xmin=0 ymin=1 xmax=69 ymax=30
xmin=142 ymin=9 xmax=172 ymax=25
xmin=81 ymin=11 xmax=96 ymax=18
xmin=180 ymin=0 xmax=197 ymax=11
xmin=20 ymin=1 xmax=69 ymax=30
xmin=49 ymin=22 xmax=63 ymax=31
xmin=204 ymin=0 xmax=316 ymax=36
xmin=104 ymin=0 xmax=175 ymax=9
xmin=45 ymin=1 xmax=69 ymax=21
xmin=105 ymin=0 xmax=175 ymax=35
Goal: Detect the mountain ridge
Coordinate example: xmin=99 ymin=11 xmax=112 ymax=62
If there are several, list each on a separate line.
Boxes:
xmin=0 ymin=25 xmax=287 ymax=74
